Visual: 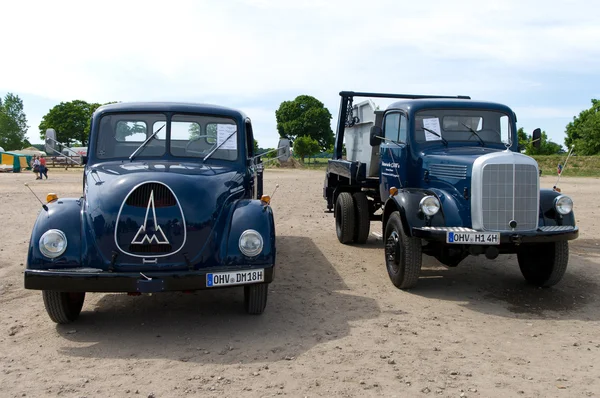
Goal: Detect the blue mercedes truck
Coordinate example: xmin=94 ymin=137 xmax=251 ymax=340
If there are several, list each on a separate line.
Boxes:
xmin=323 ymin=91 xmax=578 ymax=289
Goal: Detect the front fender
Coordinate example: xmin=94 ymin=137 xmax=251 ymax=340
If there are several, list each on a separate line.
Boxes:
xmin=223 ymin=199 xmax=275 ymax=266
xmin=383 ymin=189 xmax=446 ymax=237
xmin=539 ymin=189 xmax=577 ymax=227
xmin=27 ymin=198 xmax=82 ymax=270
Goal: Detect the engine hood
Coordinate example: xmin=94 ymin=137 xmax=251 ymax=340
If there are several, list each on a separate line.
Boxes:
xmin=422 ymin=146 xmax=508 ymax=166
xmin=82 ymin=161 xmax=246 ymax=270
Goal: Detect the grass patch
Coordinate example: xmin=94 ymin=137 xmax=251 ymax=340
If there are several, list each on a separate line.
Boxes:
xmin=532 ymin=155 xmax=600 ymax=177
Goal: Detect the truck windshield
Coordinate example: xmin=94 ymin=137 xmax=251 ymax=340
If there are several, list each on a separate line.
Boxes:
xmin=414 ymin=109 xmax=511 ymax=145
xmin=95 ymin=113 xmax=239 ymax=161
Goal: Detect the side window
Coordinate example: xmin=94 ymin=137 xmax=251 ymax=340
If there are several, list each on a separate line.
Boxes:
xmin=384 ymin=113 xmax=400 ymax=141
xmin=499 ymin=115 xmax=510 ymax=143
xmin=399 ymin=114 xmax=408 ymax=142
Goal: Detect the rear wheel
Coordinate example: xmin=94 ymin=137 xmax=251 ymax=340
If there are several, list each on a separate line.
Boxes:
xmin=517 ymin=241 xmax=569 ymax=287
xmin=352 ymin=192 xmax=370 ymax=244
xmin=42 ymin=291 xmax=86 ymax=324
xmin=244 ymin=283 xmax=268 ymax=314
xmin=384 ymin=211 xmax=422 ymax=289
xmin=335 ymin=192 xmax=355 ymax=244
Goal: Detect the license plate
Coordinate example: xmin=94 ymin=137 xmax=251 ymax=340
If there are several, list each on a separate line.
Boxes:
xmin=206 ymin=269 xmax=264 ymax=287
xmin=446 ymin=232 xmax=500 ymax=245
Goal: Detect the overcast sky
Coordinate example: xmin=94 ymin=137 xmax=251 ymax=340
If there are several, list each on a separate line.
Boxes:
xmin=1 ymin=0 xmax=598 ymax=149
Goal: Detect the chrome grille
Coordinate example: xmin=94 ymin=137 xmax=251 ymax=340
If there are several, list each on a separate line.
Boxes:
xmin=125 ymin=183 xmax=176 ymax=207
xmin=481 ymin=163 xmax=538 ymax=231
xmin=429 ymin=164 xmax=467 ymax=179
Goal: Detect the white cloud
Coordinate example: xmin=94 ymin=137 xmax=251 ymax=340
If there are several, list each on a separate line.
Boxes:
xmin=1 ymin=0 xmax=598 ymax=147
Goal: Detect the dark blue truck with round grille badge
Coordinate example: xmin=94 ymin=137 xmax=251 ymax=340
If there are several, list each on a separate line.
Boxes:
xmin=324 ymin=91 xmax=578 ymax=289
xmin=25 ymin=102 xmax=285 ymax=323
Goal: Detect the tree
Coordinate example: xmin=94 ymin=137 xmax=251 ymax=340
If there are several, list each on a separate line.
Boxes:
xmin=275 ymin=95 xmax=334 ymax=151
xmin=38 ymin=100 xmax=102 ymax=146
xmin=517 ymin=127 xmax=528 ymax=152
xmin=0 ymin=93 xmax=29 ymax=151
xmin=565 ymin=99 xmax=600 ymax=155
xmin=293 ymin=136 xmax=320 ymax=162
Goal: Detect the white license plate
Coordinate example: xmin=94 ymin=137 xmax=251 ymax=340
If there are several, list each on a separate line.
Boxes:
xmin=206 ymin=269 xmax=264 ymax=287
xmin=446 ymin=232 xmax=500 ymax=245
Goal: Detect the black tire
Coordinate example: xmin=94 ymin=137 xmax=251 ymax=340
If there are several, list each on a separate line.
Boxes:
xmin=517 ymin=241 xmax=569 ymax=287
xmin=352 ymin=192 xmax=370 ymax=244
xmin=244 ymin=283 xmax=268 ymax=315
xmin=384 ymin=211 xmax=422 ymax=289
xmin=42 ymin=291 xmax=86 ymax=324
xmin=335 ymin=192 xmax=355 ymax=244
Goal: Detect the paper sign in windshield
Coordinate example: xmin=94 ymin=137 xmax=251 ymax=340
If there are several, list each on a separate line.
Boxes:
xmin=217 ymin=124 xmax=237 ymax=150
xmin=423 ymin=118 xmax=442 ymax=142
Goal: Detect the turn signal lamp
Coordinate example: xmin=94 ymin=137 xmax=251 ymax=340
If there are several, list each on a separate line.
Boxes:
xmin=46 ymin=193 xmax=58 ymax=203
xmin=389 ymin=187 xmax=398 ymax=197
xmin=261 ymin=195 xmax=271 ymax=205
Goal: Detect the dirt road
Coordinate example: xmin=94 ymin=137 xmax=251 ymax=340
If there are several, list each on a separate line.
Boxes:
xmin=1 ymin=169 xmax=599 ymax=397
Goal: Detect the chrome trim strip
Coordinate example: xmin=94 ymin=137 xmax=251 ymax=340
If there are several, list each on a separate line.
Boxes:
xmin=539 ymin=226 xmax=575 ymax=232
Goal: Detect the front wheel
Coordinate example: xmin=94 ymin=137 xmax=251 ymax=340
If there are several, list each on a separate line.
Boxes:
xmin=517 ymin=241 xmax=569 ymax=287
xmin=384 ymin=211 xmax=422 ymax=289
xmin=244 ymin=283 xmax=268 ymax=314
xmin=42 ymin=291 xmax=86 ymax=324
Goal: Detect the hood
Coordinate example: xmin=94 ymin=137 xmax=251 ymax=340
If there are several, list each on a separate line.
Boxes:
xmin=82 ymin=161 xmax=246 ymax=270
xmin=422 ymin=146 xmax=507 ymax=166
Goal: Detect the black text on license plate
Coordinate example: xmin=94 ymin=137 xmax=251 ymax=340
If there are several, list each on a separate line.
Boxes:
xmin=447 ymin=232 xmax=500 ymax=245
xmin=206 ymin=269 xmax=264 ymax=287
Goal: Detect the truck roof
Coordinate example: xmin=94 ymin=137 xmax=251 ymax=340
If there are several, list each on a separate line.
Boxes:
xmin=387 ymin=98 xmax=515 ymax=115
xmin=93 ymin=102 xmax=247 ymax=119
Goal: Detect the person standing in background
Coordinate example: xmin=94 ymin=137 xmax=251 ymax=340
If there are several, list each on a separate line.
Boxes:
xmin=39 ymin=155 xmax=48 ymax=179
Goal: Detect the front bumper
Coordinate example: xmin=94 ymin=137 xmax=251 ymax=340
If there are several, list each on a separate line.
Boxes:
xmin=412 ymin=225 xmax=579 ymax=245
xmin=24 ymin=266 xmax=274 ymax=293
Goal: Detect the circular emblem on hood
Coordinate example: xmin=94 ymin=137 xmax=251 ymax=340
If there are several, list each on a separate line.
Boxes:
xmin=115 ymin=181 xmax=186 ymax=257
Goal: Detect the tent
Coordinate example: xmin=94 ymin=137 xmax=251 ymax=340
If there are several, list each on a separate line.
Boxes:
xmin=0 ymin=151 xmax=31 ymax=172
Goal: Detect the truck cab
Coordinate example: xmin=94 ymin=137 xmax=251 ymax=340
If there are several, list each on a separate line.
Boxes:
xmin=324 ymin=91 xmax=578 ymax=289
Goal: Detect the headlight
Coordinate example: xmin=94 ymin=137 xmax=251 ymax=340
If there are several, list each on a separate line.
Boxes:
xmin=419 ymin=195 xmax=440 ymax=217
xmin=554 ymin=195 xmax=573 ymax=215
xmin=39 ymin=229 xmax=68 ymax=258
xmin=239 ymin=229 xmax=263 ymax=257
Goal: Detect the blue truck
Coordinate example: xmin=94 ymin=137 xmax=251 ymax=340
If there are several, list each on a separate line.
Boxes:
xmin=25 ymin=102 xmax=281 ymax=323
xmin=324 ymin=91 xmax=578 ymax=289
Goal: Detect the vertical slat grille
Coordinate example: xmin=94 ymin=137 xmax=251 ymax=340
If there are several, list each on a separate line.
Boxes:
xmin=126 ymin=183 xmax=176 ymax=207
xmin=482 ymin=164 xmax=538 ymax=231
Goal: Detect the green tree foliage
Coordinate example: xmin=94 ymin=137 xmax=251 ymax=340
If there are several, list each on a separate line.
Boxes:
xmin=0 ymin=93 xmax=29 ymax=151
xmin=293 ymin=136 xmax=320 ymax=162
xmin=565 ymin=99 xmax=600 ymax=155
xmin=517 ymin=127 xmax=528 ymax=152
xmin=275 ymin=95 xmax=334 ymax=151
xmin=39 ymin=100 xmax=102 ymax=146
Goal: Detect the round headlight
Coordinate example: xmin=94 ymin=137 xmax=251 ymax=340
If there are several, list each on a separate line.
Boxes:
xmin=239 ymin=229 xmax=264 ymax=257
xmin=39 ymin=229 xmax=67 ymax=258
xmin=419 ymin=195 xmax=440 ymax=217
xmin=554 ymin=195 xmax=573 ymax=215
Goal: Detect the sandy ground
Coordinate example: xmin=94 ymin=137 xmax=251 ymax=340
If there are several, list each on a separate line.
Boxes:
xmin=1 ymin=168 xmax=599 ymax=398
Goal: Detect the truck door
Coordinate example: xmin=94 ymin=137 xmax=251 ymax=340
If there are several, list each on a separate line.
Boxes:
xmin=379 ymin=112 xmax=408 ymax=199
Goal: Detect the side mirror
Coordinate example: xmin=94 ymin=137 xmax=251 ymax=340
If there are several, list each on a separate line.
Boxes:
xmin=277 ymin=138 xmax=291 ymax=162
xmin=370 ymin=126 xmax=383 ymax=146
xmin=532 ymin=128 xmax=541 ymax=150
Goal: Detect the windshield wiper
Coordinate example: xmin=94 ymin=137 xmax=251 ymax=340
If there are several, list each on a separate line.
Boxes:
xmin=422 ymin=127 xmax=448 ymax=146
xmin=460 ymin=123 xmax=485 ymax=147
xmin=129 ymin=124 xmax=166 ymax=161
xmin=203 ymin=130 xmax=237 ymax=163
